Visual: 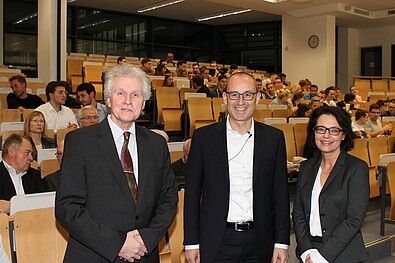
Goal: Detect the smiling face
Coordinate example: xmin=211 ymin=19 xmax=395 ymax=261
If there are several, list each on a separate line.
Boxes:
xmin=107 ymin=76 xmax=145 ymax=130
xmin=224 ymin=74 xmax=259 ymax=128
xmin=314 ymin=114 xmax=345 ymax=155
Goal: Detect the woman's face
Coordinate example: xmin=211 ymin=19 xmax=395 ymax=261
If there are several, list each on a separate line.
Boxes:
xmin=281 ymin=95 xmax=289 ymax=102
xmin=314 ymin=114 xmax=345 ymax=155
xmin=167 ymin=76 xmax=174 ymax=86
xmin=29 ymin=115 xmax=45 ymax=134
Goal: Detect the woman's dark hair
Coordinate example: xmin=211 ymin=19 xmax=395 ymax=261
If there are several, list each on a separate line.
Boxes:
xmin=294 ymin=103 xmax=311 ymax=117
xmin=306 ymin=106 xmax=355 ymax=154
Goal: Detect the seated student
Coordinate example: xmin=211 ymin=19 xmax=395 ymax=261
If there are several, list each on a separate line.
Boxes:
xmin=116 ymin=56 xmax=127 ymax=65
xmin=293 ymin=104 xmax=311 ymax=118
xmin=7 ymin=75 xmax=44 ymax=110
xmin=171 ymin=138 xmax=191 ymax=190
xmin=77 ymin=106 xmax=99 ymax=128
xmin=193 ymin=75 xmax=211 ymax=98
xmin=23 ymin=111 xmax=56 ymax=161
xmin=350 ymin=85 xmax=363 ymax=102
xmin=0 ymin=134 xmax=50 ymax=213
xmin=270 ymin=89 xmax=293 ymax=110
xmin=382 ymin=99 xmax=395 ymax=117
xmin=62 ymin=81 xmax=80 ymax=109
xmin=336 ymin=93 xmax=357 ymax=110
xmin=261 ymin=82 xmax=277 ymax=99
xmin=322 ymin=86 xmax=337 ymax=106
xmin=45 ymin=140 xmax=64 ymax=191
xmin=365 ymin=103 xmax=392 ymax=137
xmin=210 ymin=75 xmax=227 ymax=98
xmin=35 ymin=81 xmax=78 ymax=130
xmin=162 ymin=73 xmax=174 ymax=87
xmin=310 ymin=96 xmax=322 ymax=112
xmin=291 ymin=92 xmax=304 ymax=107
xmin=376 ymin=99 xmax=388 ymax=116
xmin=352 ymin=109 xmax=371 ymax=139
xmin=303 ymin=84 xmax=318 ymax=100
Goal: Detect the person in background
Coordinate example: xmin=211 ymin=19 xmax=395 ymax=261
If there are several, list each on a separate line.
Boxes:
xmin=62 ymin=81 xmax=81 ymax=109
xmin=303 ymin=84 xmax=318 ymax=100
xmin=7 ymin=75 xmax=44 ymax=110
xmin=310 ymin=97 xmax=322 ymax=112
xmin=155 ymin=64 xmax=167 ymax=76
xmin=376 ymin=99 xmax=388 ymax=116
xmin=209 ymin=61 xmax=220 ymax=77
xmin=350 ymin=86 xmax=363 ymax=102
xmin=210 ymin=75 xmax=227 ymax=98
xmin=322 ymin=87 xmax=337 ymax=107
xmin=293 ymin=106 xmax=369 ymax=263
xmin=117 ymin=56 xmax=127 ymax=65
xmin=292 ymin=92 xmax=305 ymax=107
xmin=23 ymin=111 xmax=56 ymax=161
xmin=317 ymin=90 xmax=325 ymax=103
xmin=162 ymin=74 xmax=174 ymax=87
xmin=0 ymin=134 xmax=49 ymax=213
xmin=166 ymin=52 xmax=175 ymax=66
xmin=78 ymin=106 xmax=99 ymax=128
xmin=293 ymin=104 xmax=311 ymax=118
xmin=279 ymin=73 xmax=289 ymax=86
xmin=261 ymin=82 xmax=277 ymax=99
xmin=352 ymin=109 xmax=371 ymax=139
xmin=192 ymin=63 xmax=199 ymax=75
xmin=193 ymin=75 xmax=211 ymax=98
xmin=171 ymin=138 xmax=191 ymax=190
xmin=76 ymin=83 xmax=107 ymax=122
xmin=176 ymin=61 xmax=186 ymax=76
xmin=334 ymin=87 xmax=342 ymax=101
xmin=140 ymin=58 xmax=154 ymax=75
xmin=45 ymin=140 xmax=64 ymax=190
xmin=382 ymin=99 xmax=395 ymax=116
xmin=365 ymin=103 xmax=392 ymax=137
xmin=336 ymin=93 xmax=357 ymax=110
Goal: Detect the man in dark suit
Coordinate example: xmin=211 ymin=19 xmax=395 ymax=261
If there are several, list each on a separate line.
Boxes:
xmin=184 ymin=72 xmax=290 ymax=263
xmin=56 ymin=64 xmax=178 ymax=263
xmin=171 ymin=138 xmax=191 ymax=189
xmin=0 ymin=134 xmax=49 ymax=213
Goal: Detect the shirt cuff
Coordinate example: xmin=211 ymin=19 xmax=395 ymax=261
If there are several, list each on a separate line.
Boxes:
xmin=185 ymin=244 xmax=199 ymax=250
xmin=310 ymin=250 xmax=329 ymax=263
xmin=274 ymin=243 xmax=288 ymax=250
xmin=300 ymin=249 xmax=318 ymax=262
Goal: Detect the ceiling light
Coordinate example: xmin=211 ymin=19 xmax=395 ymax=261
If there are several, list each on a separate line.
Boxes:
xmin=12 ymin=12 xmax=38 ymax=25
xmin=262 ymin=0 xmax=286 ymax=3
xmin=197 ymin=9 xmax=252 ymax=22
xmin=137 ymin=0 xmax=185 ymax=13
xmin=77 ymin=18 xmax=111 ymax=30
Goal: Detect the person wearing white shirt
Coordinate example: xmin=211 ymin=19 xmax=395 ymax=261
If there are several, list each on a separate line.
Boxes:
xmin=293 ymin=106 xmax=369 ymax=263
xmin=184 ymin=72 xmax=289 ymax=263
xmin=35 ymin=81 xmax=78 ymax=130
xmin=0 ymin=134 xmax=49 ymax=213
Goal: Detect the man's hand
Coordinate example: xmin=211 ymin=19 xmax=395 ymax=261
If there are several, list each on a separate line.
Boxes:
xmin=305 ymin=254 xmax=313 ymax=263
xmin=0 ymin=200 xmax=10 ymax=214
xmin=118 ymin=230 xmax=147 ymax=262
xmin=185 ymin=249 xmax=200 ymax=263
xmin=272 ymin=247 xmax=287 ymax=263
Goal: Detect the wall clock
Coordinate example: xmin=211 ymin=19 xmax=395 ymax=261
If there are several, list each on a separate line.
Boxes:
xmin=308 ymin=35 xmax=319 ymax=49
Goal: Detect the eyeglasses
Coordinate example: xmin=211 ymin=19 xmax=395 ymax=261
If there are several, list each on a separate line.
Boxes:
xmin=80 ymin=115 xmax=99 ymax=121
xmin=314 ymin=126 xmax=343 ymax=136
xmin=226 ymin=91 xmax=257 ymax=101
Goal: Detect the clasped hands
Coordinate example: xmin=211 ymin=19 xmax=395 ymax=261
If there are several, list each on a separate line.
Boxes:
xmin=118 ymin=230 xmax=147 ymax=262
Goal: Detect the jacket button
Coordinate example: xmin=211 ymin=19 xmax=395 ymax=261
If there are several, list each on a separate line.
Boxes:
xmin=322 ymin=228 xmax=326 ymax=233
xmin=136 ymin=216 xmax=139 ymax=220
xmin=320 ymin=213 xmax=325 ymax=217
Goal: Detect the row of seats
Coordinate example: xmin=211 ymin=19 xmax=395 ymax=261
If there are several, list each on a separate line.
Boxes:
xmin=354 ymin=78 xmax=395 ymax=102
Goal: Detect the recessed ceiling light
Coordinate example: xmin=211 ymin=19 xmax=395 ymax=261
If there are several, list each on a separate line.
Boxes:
xmin=137 ymin=0 xmax=185 ymax=13
xmin=197 ymin=9 xmax=252 ymax=22
xmin=262 ymin=0 xmax=286 ymax=3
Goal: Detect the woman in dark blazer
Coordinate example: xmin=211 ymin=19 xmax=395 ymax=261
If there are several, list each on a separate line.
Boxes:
xmin=293 ymin=106 xmax=369 ymax=263
xmin=23 ymin=111 xmax=56 ymax=161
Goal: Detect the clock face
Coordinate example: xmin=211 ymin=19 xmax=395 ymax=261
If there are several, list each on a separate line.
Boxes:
xmin=308 ymin=35 xmax=319 ymax=48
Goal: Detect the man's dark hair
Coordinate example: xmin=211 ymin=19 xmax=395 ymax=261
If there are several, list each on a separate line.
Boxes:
xmin=344 ymin=93 xmax=355 ymax=103
xmin=324 ymin=86 xmax=336 ymax=97
xmin=230 ymin=64 xmax=238 ymax=70
xmin=141 ymin=58 xmax=150 ymax=66
xmin=299 ymin=79 xmax=307 ymax=87
xmin=192 ymin=63 xmax=199 ymax=67
xmin=2 ymin=134 xmax=26 ymax=158
xmin=279 ymin=73 xmax=287 ymax=78
xmin=192 ymin=75 xmax=204 ymax=87
xmin=218 ymin=75 xmax=227 ymax=82
xmin=355 ymin=109 xmax=368 ymax=121
xmin=45 ymin=81 xmax=66 ymax=101
xmin=9 ymin=75 xmax=26 ymax=85
xmin=310 ymin=84 xmax=318 ymax=90
xmin=375 ymin=100 xmax=387 ymax=108
xmin=159 ymin=59 xmax=167 ymax=65
xmin=76 ymin=83 xmax=96 ymax=96
xmin=199 ymin=66 xmax=208 ymax=74
xmin=369 ymin=103 xmax=380 ymax=112
xmin=177 ymin=60 xmax=186 ymax=67
xmin=117 ymin=56 xmax=126 ymax=64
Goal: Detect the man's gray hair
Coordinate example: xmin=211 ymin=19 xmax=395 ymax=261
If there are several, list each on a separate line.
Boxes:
xmin=78 ymin=105 xmax=98 ymax=118
xmin=104 ymin=64 xmax=151 ymax=101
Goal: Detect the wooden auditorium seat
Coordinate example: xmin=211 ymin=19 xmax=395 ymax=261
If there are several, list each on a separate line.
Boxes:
xmin=40 ymin=159 xmax=60 ymax=178
xmin=270 ymin=123 xmax=296 ymax=162
xmin=187 ymin=97 xmax=214 ymax=135
xmin=0 ymin=213 xmax=11 ymax=261
xmin=293 ymin=122 xmax=308 ymax=157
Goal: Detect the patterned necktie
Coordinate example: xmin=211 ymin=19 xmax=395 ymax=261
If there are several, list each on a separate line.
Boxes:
xmin=121 ymin=131 xmax=138 ymax=205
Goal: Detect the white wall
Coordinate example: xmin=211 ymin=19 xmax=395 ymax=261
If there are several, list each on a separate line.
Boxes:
xmin=282 ymin=14 xmax=336 ymax=90
xmin=337 ymin=27 xmax=359 ymax=92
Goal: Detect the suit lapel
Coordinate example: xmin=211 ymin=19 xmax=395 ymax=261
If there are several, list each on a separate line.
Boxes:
xmin=214 ymin=121 xmax=230 ymax=184
xmin=96 ymin=120 xmax=133 ymax=200
xmin=321 ymin=150 xmax=346 ymax=192
xmin=135 ymin=126 xmax=149 ymax=211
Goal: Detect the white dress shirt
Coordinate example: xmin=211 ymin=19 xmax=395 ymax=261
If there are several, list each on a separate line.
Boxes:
xmin=300 ymin=167 xmax=329 ymax=263
xmin=107 ymin=115 xmax=139 ymax=184
xmin=35 ymin=102 xmax=78 ymax=130
xmin=3 ymin=161 xmax=26 ymax=195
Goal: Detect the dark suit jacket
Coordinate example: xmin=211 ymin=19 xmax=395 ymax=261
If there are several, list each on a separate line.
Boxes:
xmin=292 ymin=150 xmax=369 ymax=263
xmin=0 ymin=162 xmax=48 ymax=200
xmin=184 ymin=120 xmax=290 ymax=263
xmin=45 ymin=170 xmax=60 ymax=191
xmin=55 ymin=119 xmax=178 ymax=263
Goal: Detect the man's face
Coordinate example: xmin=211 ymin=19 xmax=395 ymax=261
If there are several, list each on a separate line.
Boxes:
xmin=256 ymin=80 xmax=262 ymax=90
xmin=335 ymin=89 xmax=341 ymax=98
xmin=160 ymin=61 xmax=168 ymax=67
xmin=79 ymin=109 xmax=99 ymax=128
xmin=359 ymin=113 xmax=369 ymax=126
xmin=51 ymin=86 xmax=67 ymax=105
xmin=192 ymin=65 xmax=199 ymax=73
xmin=389 ymin=102 xmax=395 ymax=114
xmin=210 ymin=62 xmax=217 ymax=69
xmin=119 ymin=58 xmax=127 ymax=65
xmin=311 ymin=101 xmax=321 ymax=111
xmin=310 ymin=87 xmax=318 ymax=96
xmin=77 ymin=90 xmax=94 ymax=106
xmin=370 ymin=108 xmax=381 ymax=121
xmin=178 ymin=63 xmax=186 ymax=70
xmin=56 ymin=141 xmax=64 ymax=164
xmin=10 ymin=139 xmax=33 ymax=173
xmin=202 ymin=70 xmax=209 ymax=79
xmin=223 ymin=75 xmax=259 ymax=125
xmin=270 ymin=74 xmax=277 ymax=82
xmin=143 ymin=61 xmax=152 ymax=70
xmin=350 ymin=86 xmax=358 ymax=95
xmin=167 ymin=53 xmax=174 ymax=62
xmin=326 ymin=90 xmax=335 ymax=101
xmin=318 ymin=92 xmax=325 ymax=101
xmin=267 ymin=84 xmax=275 ymax=95
xmin=107 ymin=76 xmax=145 ymax=129
xmin=218 ymin=78 xmax=227 ymax=91
xmin=10 ymin=79 xmax=27 ymax=98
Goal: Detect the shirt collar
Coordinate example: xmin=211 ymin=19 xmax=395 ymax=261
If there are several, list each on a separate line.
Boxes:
xmin=107 ymin=115 xmax=136 ymax=142
xmin=3 ymin=160 xmax=27 ymax=178
xmin=226 ymin=116 xmax=254 ymax=136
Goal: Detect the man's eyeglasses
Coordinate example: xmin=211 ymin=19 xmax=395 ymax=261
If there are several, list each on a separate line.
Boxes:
xmin=314 ymin=126 xmax=343 ymax=136
xmin=226 ymin=91 xmax=257 ymax=101
xmin=80 ymin=115 xmax=99 ymax=121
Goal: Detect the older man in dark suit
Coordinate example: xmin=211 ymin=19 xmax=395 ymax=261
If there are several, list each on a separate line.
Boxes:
xmin=184 ymin=72 xmax=290 ymax=263
xmin=56 ymin=64 xmax=178 ymax=263
xmin=0 ymin=134 xmax=49 ymax=213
